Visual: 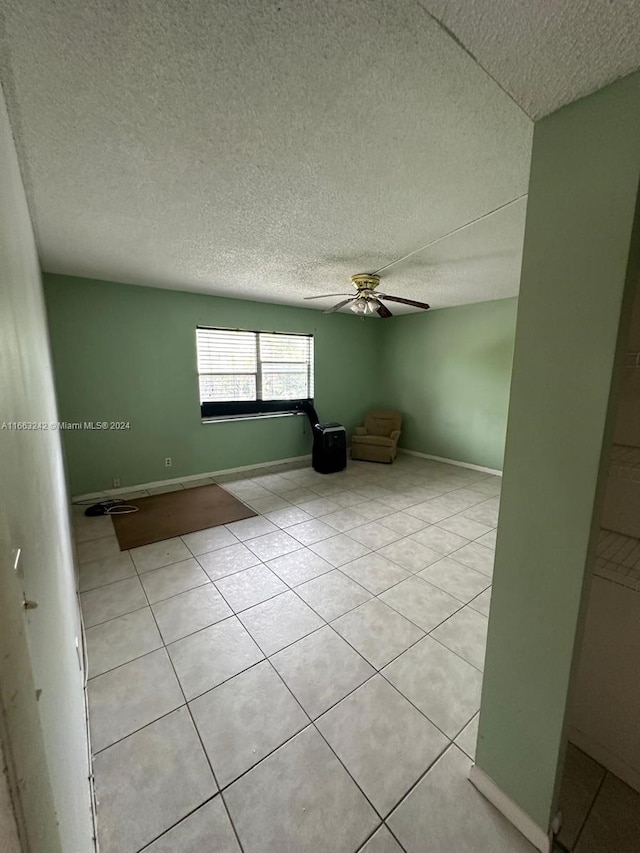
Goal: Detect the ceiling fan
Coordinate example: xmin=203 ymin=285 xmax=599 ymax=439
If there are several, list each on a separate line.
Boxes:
xmin=303 ymin=274 xmax=430 ymax=318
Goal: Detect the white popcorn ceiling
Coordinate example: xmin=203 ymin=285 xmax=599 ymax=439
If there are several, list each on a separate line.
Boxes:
xmin=420 ymin=0 xmax=640 ymax=120
xmin=0 ymin=1 xmax=637 ymax=313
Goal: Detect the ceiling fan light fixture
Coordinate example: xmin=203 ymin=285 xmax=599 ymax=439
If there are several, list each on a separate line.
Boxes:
xmin=350 ymin=297 xmax=370 ymax=315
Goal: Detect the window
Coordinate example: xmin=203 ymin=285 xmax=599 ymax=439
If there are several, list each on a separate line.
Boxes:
xmin=196 ymin=327 xmax=314 ymax=418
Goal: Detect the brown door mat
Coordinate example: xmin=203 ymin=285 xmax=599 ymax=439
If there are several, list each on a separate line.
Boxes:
xmin=111 ymin=484 xmax=257 ymax=551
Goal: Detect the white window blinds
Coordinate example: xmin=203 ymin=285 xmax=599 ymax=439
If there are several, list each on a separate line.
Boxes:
xmin=196 ymin=328 xmax=314 ymax=413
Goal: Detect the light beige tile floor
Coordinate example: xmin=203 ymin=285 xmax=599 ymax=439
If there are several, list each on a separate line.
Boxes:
xmin=76 ymin=455 xmax=550 ymax=852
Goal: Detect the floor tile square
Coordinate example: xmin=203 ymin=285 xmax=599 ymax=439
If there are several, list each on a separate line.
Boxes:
xmin=87 ymin=608 xmax=162 ymax=677
xmin=322 ymin=508 xmax=369 ymax=532
xmin=469 ymin=587 xmax=492 ymax=617
xmin=80 ymin=576 xmax=147 ymax=627
xmin=418 ymin=557 xmax=490 ymax=603
xmin=476 ymin=529 xmax=497 ymax=550
xmin=436 ymin=515 xmax=493 ymax=540
xmin=297 ymin=497 xmax=342 ymax=517
xmin=339 ymin=552 xmax=410 ymax=595
xmin=271 ymin=626 xmax=374 ymax=718
xmin=93 ymin=707 xmax=216 ymax=853
xmin=225 ymin=516 xmax=278 ymax=541
xmin=383 ymin=635 xmax=483 ymax=737
xmin=332 ymin=599 xmax=424 ymax=669
xmin=238 ymin=591 xmax=324 ymax=655
xmin=74 ymin=514 xmax=115 ymax=543
xmin=88 ymin=649 xmax=184 ymax=752
xmin=317 ymin=676 xmax=447 ymax=816
xmin=309 ymin=534 xmax=371 ymax=568
xmin=460 ymin=498 xmax=500 ymax=528
xmin=409 ymin=525 xmax=469 ymax=555
xmin=380 ymin=577 xmax=461 ymax=632
xmin=130 ymin=537 xmax=192 ymax=574
xmin=168 ymin=617 xmax=264 ymax=700
xmin=387 ymin=745 xmax=535 ymax=852
xmin=144 ymin=798 xmax=240 ymax=853
xmin=251 ymin=472 xmax=292 ymax=490
xmin=224 ymin=480 xmax=271 ymax=500
xmin=467 ymin=477 xmax=502 ymax=497
xmin=77 ymin=535 xmax=121 ymax=565
xmin=224 ymin=727 xmax=377 ymax=853
xmin=288 ymin=518 xmax=337 ymax=545
xmin=181 ymin=525 xmax=238 ymax=556
xmin=78 ymin=552 xmax=136 ymax=592
xmin=354 ymin=500 xmax=395 ymax=521
xmin=452 ymin=541 xmax=495 ymax=576
xmin=308 ymin=481 xmax=346 ymax=498
xmin=190 ymin=660 xmax=308 ymax=787
xmin=347 ymin=522 xmax=403 ymax=550
xmin=360 ymin=825 xmax=404 ymax=853
xmin=266 ymin=548 xmax=334 ymax=587
xmin=265 ymin=505 xmax=314 ymax=528
xmin=282 ymin=487 xmax=320 ymax=506
xmin=455 ymin=713 xmax=479 ymax=760
xmin=244 ymin=529 xmax=301 ymax=561
xmin=330 ymin=490 xmax=369 ymax=509
xmin=197 ymin=542 xmax=261 ymax=580
xmin=266 ymin=478 xmax=307 ymax=497
xmin=152 ymin=584 xmax=232 ymax=644
xmin=432 ymin=489 xmax=485 ymax=514
xmin=380 ymin=492 xmax=423 ymax=511
xmin=248 ymin=494 xmax=291 ymax=513
xmin=296 ymin=570 xmax=372 ymax=620
xmin=140 ymin=558 xmax=210 ymax=604
xmin=353 ymin=484 xmax=394 ymax=500
xmin=377 ymin=539 xmax=441 ymax=573
xmin=431 ymin=607 xmax=488 ymax=671
xmin=406 ymin=500 xmax=454 ymax=524
xmin=215 ymin=564 xmax=288 ymax=612
xmin=379 ymin=512 xmax=427 ymax=536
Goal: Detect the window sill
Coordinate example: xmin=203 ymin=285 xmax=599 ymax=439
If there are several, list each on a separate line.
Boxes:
xmin=201 ymin=411 xmax=306 ymax=424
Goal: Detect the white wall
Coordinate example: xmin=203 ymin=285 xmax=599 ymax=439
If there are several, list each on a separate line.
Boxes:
xmin=569 ymin=277 xmax=640 ymax=794
xmin=569 ymin=578 xmax=640 ymax=792
xmin=0 ymin=86 xmax=94 ymax=851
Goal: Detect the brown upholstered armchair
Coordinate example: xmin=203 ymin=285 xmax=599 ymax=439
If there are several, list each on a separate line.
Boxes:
xmin=351 ymin=410 xmax=402 ymax=463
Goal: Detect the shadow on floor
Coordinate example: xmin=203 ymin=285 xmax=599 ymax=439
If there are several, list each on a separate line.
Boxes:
xmin=556 ymin=743 xmax=640 ymax=852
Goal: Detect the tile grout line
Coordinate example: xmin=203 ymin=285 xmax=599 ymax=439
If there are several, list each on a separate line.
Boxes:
xmin=572 ymin=769 xmax=608 ymax=852
xmin=130 ymin=558 xmax=248 ymax=853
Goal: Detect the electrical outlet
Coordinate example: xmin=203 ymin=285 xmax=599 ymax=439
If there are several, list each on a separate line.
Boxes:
xmin=165 ymin=457 xmax=172 ymax=467
xmin=112 ymin=477 xmax=121 ymax=488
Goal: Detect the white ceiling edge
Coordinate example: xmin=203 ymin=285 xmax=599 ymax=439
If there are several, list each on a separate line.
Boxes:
xmin=419 ymin=0 xmax=640 ymax=119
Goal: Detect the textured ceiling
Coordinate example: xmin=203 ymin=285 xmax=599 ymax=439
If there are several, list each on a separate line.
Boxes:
xmin=1 ymin=1 xmax=535 ymax=312
xmin=420 ymin=0 xmax=640 ymax=119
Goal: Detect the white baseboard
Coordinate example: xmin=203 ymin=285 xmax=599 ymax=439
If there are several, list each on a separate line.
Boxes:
xmin=399 ymin=448 xmax=503 ymax=477
xmin=468 ymin=765 xmax=552 ymax=853
xmin=72 ymin=454 xmax=312 ymax=502
xmin=567 ymin=727 xmax=640 ymax=795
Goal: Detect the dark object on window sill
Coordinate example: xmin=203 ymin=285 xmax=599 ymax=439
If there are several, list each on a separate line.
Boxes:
xmin=200 ymin=398 xmax=314 ymax=419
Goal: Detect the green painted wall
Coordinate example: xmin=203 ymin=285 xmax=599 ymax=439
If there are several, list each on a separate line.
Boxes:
xmin=44 ymin=275 xmax=382 ymax=495
xmin=476 ymin=71 xmax=640 ymax=832
xmin=380 ymin=298 xmax=517 ymax=470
